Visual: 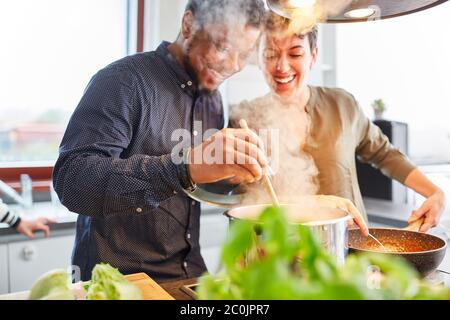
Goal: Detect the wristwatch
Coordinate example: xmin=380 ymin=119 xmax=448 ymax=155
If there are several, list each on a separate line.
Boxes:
xmin=177 ymin=148 xmax=197 ymax=193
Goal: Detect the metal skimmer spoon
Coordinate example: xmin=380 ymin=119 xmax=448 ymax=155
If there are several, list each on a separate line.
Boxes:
xmin=368 ymin=233 xmax=388 ymax=252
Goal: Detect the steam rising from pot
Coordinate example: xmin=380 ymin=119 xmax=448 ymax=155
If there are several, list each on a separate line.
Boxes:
xmin=230 ymin=94 xmax=319 ymax=205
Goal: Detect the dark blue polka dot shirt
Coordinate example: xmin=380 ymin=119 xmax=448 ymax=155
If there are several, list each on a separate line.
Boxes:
xmin=53 ymin=41 xmax=224 ymax=282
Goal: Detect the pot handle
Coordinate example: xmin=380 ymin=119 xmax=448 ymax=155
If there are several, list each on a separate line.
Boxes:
xmin=183 ymin=183 xmax=244 ymax=208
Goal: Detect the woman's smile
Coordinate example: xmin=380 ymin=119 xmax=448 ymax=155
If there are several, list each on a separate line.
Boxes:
xmin=273 ymin=73 xmax=297 ymax=92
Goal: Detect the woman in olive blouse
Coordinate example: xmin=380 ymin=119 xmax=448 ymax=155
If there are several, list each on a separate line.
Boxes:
xmin=230 ymin=14 xmax=445 ymax=231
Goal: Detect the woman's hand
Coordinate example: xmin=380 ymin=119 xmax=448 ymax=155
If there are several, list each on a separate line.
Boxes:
xmin=16 ymin=217 xmax=56 ymax=238
xmin=404 ymin=169 xmax=446 ymax=232
xmin=301 ymin=195 xmax=369 ymax=237
xmin=408 ymin=190 xmax=446 ymax=232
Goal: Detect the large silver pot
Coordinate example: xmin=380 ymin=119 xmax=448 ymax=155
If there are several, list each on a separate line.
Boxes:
xmin=224 ymin=204 xmax=351 ymax=265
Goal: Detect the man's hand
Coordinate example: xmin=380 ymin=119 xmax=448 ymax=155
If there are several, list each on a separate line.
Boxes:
xmin=16 ymin=217 xmax=56 ymax=238
xmin=408 ymin=190 xmax=446 ymax=232
xmin=188 ymin=128 xmax=269 ymax=185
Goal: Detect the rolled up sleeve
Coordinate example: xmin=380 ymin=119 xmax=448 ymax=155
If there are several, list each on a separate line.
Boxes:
xmin=354 ymin=100 xmax=417 ymax=184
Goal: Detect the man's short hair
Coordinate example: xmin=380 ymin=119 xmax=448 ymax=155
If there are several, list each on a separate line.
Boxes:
xmin=185 ymin=0 xmax=266 ymax=29
xmin=265 ymin=13 xmax=318 ymax=51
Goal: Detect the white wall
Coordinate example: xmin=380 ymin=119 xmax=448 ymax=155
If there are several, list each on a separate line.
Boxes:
xmin=144 ymin=0 xmax=186 ymax=51
xmin=335 ymin=2 xmax=450 ymax=162
xmin=159 ymin=0 xmax=186 ymax=43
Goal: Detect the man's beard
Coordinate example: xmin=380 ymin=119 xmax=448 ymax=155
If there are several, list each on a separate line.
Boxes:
xmin=182 ymin=38 xmax=208 ymax=94
xmin=182 ymin=51 xmax=202 ymax=91
xmin=183 ymin=36 xmax=221 ymax=94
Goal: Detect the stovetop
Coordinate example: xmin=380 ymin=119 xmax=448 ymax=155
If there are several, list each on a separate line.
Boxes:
xmin=425 ymin=270 xmax=450 ymax=286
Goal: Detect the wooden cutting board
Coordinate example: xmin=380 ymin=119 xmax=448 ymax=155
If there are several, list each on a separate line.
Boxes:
xmin=0 ymin=272 xmax=173 ymax=300
xmin=124 ymin=273 xmax=174 ymax=300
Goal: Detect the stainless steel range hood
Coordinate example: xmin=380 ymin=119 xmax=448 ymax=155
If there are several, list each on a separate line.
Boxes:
xmin=267 ymin=0 xmax=449 ymax=23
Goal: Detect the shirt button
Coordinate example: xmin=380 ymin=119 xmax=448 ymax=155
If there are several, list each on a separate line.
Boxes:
xmin=181 ymin=84 xmax=186 ymax=89
xmin=191 ymin=201 xmax=196 ymax=206
xmin=136 ymin=207 xmax=143 ymax=213
xmin=187 ymin=81 xmax=193 ymax=86
xmin=187 ymin=233 xmax=191 ymax=239
xmin=193 ymin=130 xmax=198 ymax=136
xmin=183 ymin=261 xmax=188 ymax=268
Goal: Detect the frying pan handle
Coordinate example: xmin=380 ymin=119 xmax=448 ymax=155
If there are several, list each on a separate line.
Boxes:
xmin=404 ymin=217 xmax=426 ymax=232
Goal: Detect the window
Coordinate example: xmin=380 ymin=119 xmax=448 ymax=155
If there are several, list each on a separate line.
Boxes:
xmin=0 ymin=0 xmax=129 ymax=164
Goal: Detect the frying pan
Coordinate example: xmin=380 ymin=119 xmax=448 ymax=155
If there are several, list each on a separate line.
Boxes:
xmin=348 ymin=219 xmax=447 ymax=276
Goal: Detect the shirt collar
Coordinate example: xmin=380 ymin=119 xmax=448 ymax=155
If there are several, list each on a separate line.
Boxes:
xmin=305 ymin=85 xmax=317 ymax=114
xmin=267 ymin=86 xmax=317 ymax=113
xmin=156 ymin=41 xmax=197 ymax=94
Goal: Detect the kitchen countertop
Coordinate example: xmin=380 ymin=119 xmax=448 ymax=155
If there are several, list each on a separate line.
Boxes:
xmin=0 ymin=197 xmax=417 ymax=228
xmin=0 ymin=201 xmax=226 ymax=243
xmin=364 ymin=197 xmax=420 ymax=227
xmin=364 ymin=196 xmax=450 ymax=228
xmin=0 ymin=202 xmax=78 ymax=243
xmin=1 ymin=197 xmax=449 ymax=236
xmin=2 ymin=197 xmax=449 ymax=233
xmin=1 ymin=197 xmax=446 ymax=228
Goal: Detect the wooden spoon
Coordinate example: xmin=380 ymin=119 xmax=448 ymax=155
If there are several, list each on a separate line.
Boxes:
xmin=239 ymin=119 xmax=280 ymax=207
xmin=404 ymin=216 xmax=426 ymax=232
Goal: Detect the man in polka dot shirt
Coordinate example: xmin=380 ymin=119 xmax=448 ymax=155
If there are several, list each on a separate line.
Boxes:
xmin=53 ymin=0 xmax=268 ymax=282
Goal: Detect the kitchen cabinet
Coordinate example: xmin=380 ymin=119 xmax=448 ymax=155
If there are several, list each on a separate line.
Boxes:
xmin=0 ymin=245 xmax=8 ymax=294
xmin=8 ymin=235 xmax=75 ymax=293
xmin=201 ymin=247 xmax=223 ymax=275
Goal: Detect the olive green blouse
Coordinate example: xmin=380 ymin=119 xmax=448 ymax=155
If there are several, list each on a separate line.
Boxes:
xmin=230 ymin=86 xmax=417 ymax=220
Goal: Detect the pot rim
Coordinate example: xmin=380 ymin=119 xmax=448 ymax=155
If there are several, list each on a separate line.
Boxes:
xmin=225 ymin=203 xmax=352 ymax=227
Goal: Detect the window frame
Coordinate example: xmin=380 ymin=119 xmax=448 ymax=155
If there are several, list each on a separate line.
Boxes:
xmin=0 ymin=163 xmax=53 ymax=194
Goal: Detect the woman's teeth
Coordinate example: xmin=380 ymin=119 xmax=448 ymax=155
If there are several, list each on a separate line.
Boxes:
xmin=274 ymin=75 xmax=295 ymax=84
